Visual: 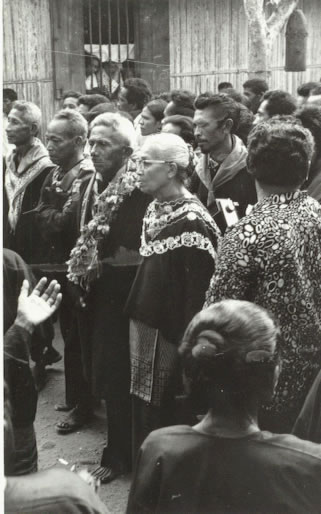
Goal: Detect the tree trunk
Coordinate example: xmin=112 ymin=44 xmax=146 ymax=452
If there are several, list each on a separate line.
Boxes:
xmin=243 ymin=0 xmax=299 ymax=78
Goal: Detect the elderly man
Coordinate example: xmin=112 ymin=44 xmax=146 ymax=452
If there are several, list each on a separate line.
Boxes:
xmin=36 ymin=109 xmax=95 ymax=417
xmin=66 ymin=113 xmax=150 ymax=483
xmin=191 ymin=94 xmax=257 ymax=233
xmin=5 ymin=101 xmax=55 ymax=264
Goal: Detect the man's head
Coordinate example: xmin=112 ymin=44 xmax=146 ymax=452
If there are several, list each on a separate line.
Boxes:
xmin=218 ymin=82 xmax=233 ymax=93
xmin=243 ymin=79 xmax=269 ymax=113
xmin=3 ymin=88 xmax=18 ymax=116
xmin=295 ymin=104 xmax=321 ymax=166
xmin=247 ymin=117 xmax=314 ymax=189
xmin=117 ymin=78 xmax=152 ymax=115
xmin=62 ymin=90 xmax=81 ymax=110
xmin=307 ymin=85 xmax=321 ymax=107
xmin=85 ymin=56 xmax=100 ymax=76
xmin=254 ymin=90 xmax=297 ymax=126
xmin=193 ymin=94 xmax=240 ymax=154
xmin=164 ymin=90 xmax=195 ymax=118
xmin=6 ymin=101 xmax=41 ymax=147
xmin=297 ymin=82 xmax=320 ymax=106
xmin=89 ymin=112 xmax=136 ymax=181
xmin=77 ymin=94 xmax=109 ymax=116
xmin=46 ymin=110 xmax=88 ymax=167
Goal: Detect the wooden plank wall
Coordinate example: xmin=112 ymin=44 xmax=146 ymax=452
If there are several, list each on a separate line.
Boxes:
xmin=134 ymin=0 xmax=170 ymax=93
xmin=169 ymin=0 xmax=321 ymax=95
xmin=3 ymin=0 xmax=55 ymax=139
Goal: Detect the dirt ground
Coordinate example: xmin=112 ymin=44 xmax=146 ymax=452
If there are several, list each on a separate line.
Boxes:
xmin=34 ymin=324 xmax=131 ymax=514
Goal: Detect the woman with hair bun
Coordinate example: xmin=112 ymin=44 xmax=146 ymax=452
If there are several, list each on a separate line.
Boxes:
xmin=127 ymin=300 xmax=321 ymax=514
xmin=126 ymin=133 xmax=221 ymax=464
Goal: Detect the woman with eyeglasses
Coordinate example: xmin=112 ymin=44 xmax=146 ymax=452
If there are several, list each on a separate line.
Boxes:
xmin=127 ymin=300 xmax=321 ymax=514
xmin=126 ymin=133 xmax=221 ymax=464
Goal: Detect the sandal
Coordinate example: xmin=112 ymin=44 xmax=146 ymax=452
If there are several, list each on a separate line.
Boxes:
xmin=56 ymin=406 xmax=92 ymax=434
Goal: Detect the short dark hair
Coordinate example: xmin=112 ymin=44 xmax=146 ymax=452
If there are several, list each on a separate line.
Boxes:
xmin=62 ymin=90 xmax=82 ymax=100
xmin=3 ymin=88 xmax=17 ymax=102
xmin=167 ymin=89 xmax=195 ymax=118
xmin=297 ymin=82 xmax=320 ymax=98
xmin=235 ymin=104 xmax=254 ymax=145
xmin=247 ymin=116 xmax=314 ymax=187
xmin=162 ymin=115 xmax=196 ymax=147
xmin=123 ymin=78 xmax=152 ymax=110
xmin=243 ymin=79 xmax=268 ymax=96
xmin=310 ymin=85 xmax=321 ymax=96
xmin=145 ymin=99 xmax=167 ymax=121
xmin=295 ymin=104 xmax=321 ymax=157
xmin=221 ymin=88 xmax=250 ymax=107
xmin=78 ymin=94 xmax=109 ymax=109
xmin=218 ymin=81 xmax=233 ymax=91
xmin=194 ymin=93 xmax=241 ymax=133
xmin=262 ymin=90 xmax=297 ymax=117
xmin=85 ymin=102 xmax=117 ymax=124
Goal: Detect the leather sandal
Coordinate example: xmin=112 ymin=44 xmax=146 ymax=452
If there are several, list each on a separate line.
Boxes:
xmin=56 ymin=406 xmax=92 ymax=434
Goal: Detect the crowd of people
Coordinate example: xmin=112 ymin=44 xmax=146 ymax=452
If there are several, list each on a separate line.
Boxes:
xmin=3 ymin=74 xmax=321 ymax=513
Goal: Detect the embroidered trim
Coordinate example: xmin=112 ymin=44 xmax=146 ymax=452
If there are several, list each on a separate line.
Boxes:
xmin=140 ymin=231 xmax=217 ymax=260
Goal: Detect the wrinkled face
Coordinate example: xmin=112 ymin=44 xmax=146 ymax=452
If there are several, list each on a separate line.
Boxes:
xmin=243 ymin=87 xmax=262 ymax=114
xmin=6 ymin=108 xmax=34 ymax=146
xmin=193 ymin=107 xmax=227 ymax=154
xmin=117 ymin=87 xmax=131 ymax=112
xmin=137 ymin=145 xmax=172 ymax=196
xmin=139 ymin=107 xmax=160 ymax=136
xmin=46 ymin=120 xmax=79 ymax=166
xmin=89 ymin=125 xmax=126 ymax=181
xmin=62 ymin=97 xmax=79 ymax=110
xmin=161 ymin=122 xmax=182 ymax=137
xmin=253 ymin=99 xmax=269 ymax=126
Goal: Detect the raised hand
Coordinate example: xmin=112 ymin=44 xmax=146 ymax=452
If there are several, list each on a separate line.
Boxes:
xmin=16 ymin=278 xmax=62 ymax=332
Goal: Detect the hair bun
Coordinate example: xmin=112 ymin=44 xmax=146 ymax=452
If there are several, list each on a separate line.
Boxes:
xmin=192 ymin=330 xmax=226 ymax=364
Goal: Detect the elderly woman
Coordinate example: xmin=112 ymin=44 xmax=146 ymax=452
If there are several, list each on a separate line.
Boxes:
xmin=205 ymin=117 xmax=321 ymax=433
xmin=127 ymin=300 xmax=321 ymax=514
xmin=126 ymin=133 xmax=220 ymax=462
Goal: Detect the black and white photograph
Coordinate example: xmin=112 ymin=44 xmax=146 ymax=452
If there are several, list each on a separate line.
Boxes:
xmin=2 ymin=0 xmax=321 ymax=512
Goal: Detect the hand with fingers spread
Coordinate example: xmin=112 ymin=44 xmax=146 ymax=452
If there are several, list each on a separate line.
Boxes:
xmin=16 ymin=278 xmax=62 ymax=333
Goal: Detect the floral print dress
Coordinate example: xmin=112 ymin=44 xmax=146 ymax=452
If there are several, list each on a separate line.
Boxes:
xmin=205 ymin=191 xmax=321 ymax=432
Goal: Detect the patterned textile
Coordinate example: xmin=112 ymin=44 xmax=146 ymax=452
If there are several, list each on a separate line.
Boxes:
xmin=140 ymin=195 xmax=220 ymax=260
xmin=5 ymin=138 xmax=52 ymax=230
xmin=130 ymin=319 xmax=178 ymax=407
xmin=205 ymin=191 xmax=321 ymax=430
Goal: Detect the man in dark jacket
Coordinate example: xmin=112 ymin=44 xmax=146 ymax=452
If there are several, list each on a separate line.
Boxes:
xmin=5 ymin=101 xmax=55 ymax=264
xmin=36 ymin=109 xmax=95 ymax=417
xmin=191 ymin=94 xmax=257 ymax=233
xmin=65 ymin=112 xmax=150 ymax=483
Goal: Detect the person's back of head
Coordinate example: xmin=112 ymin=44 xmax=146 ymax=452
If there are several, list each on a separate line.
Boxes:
xmin=297 ymin=82 xmax=320 ymax=99
xmin=235 ymin=103 xmax=254 ymax=145
xmin=162 ymin=114 xmax=196 ymax=147
xmin=218 ymin=81 xmax=233 ymax=93
xmin=247 ymin=116 xmax=314 ymax=188
xmin=295 ymin=104 xmax=321 ymax=158
xmin=180 ymin=299 xmax=279 ymax=408
xmin=123 ymin=78 xmax=152 ymax=110
xmin=145 ymin=99 xmax=168 ymax=121
xmin=243 ymin=79 xmax=269 ymax=96
xmin=78 ymin=94 xmax=109 ymax=111
xmin=164 ymin=89 xmax=196 ymax=118
xmin=3 ymin=88 xmax=18 ymax=116
xmin=307 ymin=85 xmax=321 ymax=106
xmin=85 ymin=102 xmax=116 ymax=124
xmin=262 ymin=89 xmax=297 ymax=117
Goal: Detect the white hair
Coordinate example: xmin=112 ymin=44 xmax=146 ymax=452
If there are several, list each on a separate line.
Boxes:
xmin=12 ymin=101 xmax=42 ymax=130
xmin=90 ymin=112 xmax=137 ymax=150
xmin=142 ymin=133 xmax=190 ymax=169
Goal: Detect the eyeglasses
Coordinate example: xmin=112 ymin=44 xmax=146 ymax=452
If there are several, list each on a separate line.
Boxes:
xmin=135 ymin=159 xmax=172 ymax=171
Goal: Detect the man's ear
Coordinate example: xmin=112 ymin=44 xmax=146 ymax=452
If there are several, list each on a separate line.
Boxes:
xmin=224 ymin=118 xmax=234 ymax=133
xmin=123 ymin=145 xmax=133 ymax=158
xmin=30 ymin=122 xmax=39 ymax=137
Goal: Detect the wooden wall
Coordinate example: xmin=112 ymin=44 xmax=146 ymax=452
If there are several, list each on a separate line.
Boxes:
xmin=3 ymin=0 xmax=55 ymax=139
xmin=134 ymin=0 xmax=170 ymax=93
xmin=169 ymin=0 xmax=321 ymax=95
xmin=3 ymin=0 xmax=86 ymax=139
